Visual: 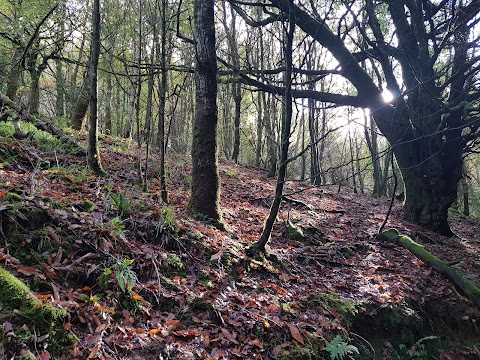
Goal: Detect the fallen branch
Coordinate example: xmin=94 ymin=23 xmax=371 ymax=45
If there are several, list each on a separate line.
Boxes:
xmin=283 ymin=196 xmax=314 ymax=211
xmin=379 ymin=229 xmax=480 ymax=308
xmin=0 ymin=94 xmax=86 ymax=156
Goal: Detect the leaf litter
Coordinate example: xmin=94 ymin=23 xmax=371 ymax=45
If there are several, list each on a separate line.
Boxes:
xmin=0 ymin=134 xmax=479 ymax=359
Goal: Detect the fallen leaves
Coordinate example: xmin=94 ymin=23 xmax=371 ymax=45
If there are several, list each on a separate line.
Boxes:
xmin=288 ymin=324 xmax=304 ymax=344
xmin=1 ymin=133 xmax=478 ymax=360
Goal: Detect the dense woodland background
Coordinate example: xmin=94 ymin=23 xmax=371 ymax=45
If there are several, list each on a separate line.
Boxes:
xmin=1 ymin=0 xmax=480 ymax=359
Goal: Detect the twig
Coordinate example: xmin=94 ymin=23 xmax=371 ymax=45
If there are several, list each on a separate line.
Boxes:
xmin=378 ymin=150 xmax=397 ymax=234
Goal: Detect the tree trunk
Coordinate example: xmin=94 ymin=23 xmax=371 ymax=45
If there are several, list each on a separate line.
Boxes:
xmin=257 ymin=0 xmax=295 ymax=252
xmin=462 ymin=175 xmax=470 ymax=216
xmin=55 ymin=59 xmax=65 ymax=117
xmin=355 ymin=135 xmax=364 ymax=194
xmin=221 ymin=1 xmax=242 ymax=163
xmin=6 ymin=47 xmax=23 ymax=101
xmin=264 ymin=94 xmax=277 ymax=177
xmin=396 ymin=135 xmax=461 ymax=237
xmin=255 ymin=91 xmax=263 ymax=168
xmin=231 ymin=81 xmax=241 ymax=163
xmin=381 ymin=229 xmax=480 ymax=308
xmin=364 ymin=112 xmax=385 ymax=197
xmin=348 ymin=127 xmax=357 ymax=194
xmin=104 ymin=54 xmax=113 ymax=134
xmin=157 ymin=0 xmax=169 ymax=202
xmin=300 ymin=100 xmax=306 ymax=181
xmin=87 ymin=0 xmax=105 ymax=176
xmin=28 ymin=69 xmax=41 ymax=116
xmin=135 ymin=2 xmax=144 ymax=186
xmin=70 ymin=73 xmax=89 ymax=130
xmin=144 ymin=18 xmax=155 ymax=192
xmin=189 ymin=0 xmax=223 ymax=226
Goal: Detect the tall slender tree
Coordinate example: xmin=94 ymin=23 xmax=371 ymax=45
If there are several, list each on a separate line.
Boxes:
xmin=87 ymin=0 xmax=105 ymax=176
xmin=257 ymin=0 xmax=295 ymax=252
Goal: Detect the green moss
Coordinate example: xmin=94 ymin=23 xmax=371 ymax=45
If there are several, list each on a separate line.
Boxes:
xmin=159 ymin=275 xmax=181 ymax=291
xmin=81 ymin=199 xmax=95 ymax=212
xmin=0 ymin=267 xmax=70 ymax=355
xmin=167 ymin=254 xmax=185 ymax=276
xmin=0 ymin=267 xmax=66 ymax=328
xmin=189 ymin=298 xmax=214 ymax=312
xmin=4 ymin=192 xmax=23 ymax=202
xmin=281 ymin=302 xmax=297 ymax=314
xmin=339 ymin=246 xmax=354 ymax=258
xmin=380 ymin=228 xmax=399 ymax=240
xmin=201 ymin=280 xmax=214 ymax=289
xmin=286 ymin=219 xmax=305 ymax=241
xmin=279 ymin=334 xmax=325 ymax=360
xmin=316 ymin=292 xmax=357 ymax=325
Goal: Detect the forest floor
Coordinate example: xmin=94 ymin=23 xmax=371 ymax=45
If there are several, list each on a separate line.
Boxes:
xmin=0 ymin=128 xmax=480 ymax=359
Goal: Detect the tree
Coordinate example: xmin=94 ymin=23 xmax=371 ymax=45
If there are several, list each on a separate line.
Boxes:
xmin=189 ymin=0 xmax=223 ymax=226
xmin=231 ymin=0 xmax=480 ymax=236
xmin=221 ymin=0 xmax=242 ymax=163
xmin=0 ymin=1 xmax=65 ymax=112
xmin=257 ymin=0 xmax=295 ymax=251
xmin=87 ymin=0 xmax=105 ymax=176
xmin=156 ymin=0 xmax=171 ymax=202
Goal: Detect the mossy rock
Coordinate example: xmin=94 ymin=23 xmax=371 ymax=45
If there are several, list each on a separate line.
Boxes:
xmin=286 ymin=219 xmax=305 ymax=241
xmin=0 ymin=267 xmax=70 ymax=355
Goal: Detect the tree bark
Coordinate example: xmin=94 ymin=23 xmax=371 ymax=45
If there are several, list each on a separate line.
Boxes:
xmin=55 ymin=59 xmax=65 ymax=117
xmin=189 ymin=0 xmax=223 ymax=226
xmin=28 ymin=68 xmax=41 ymax=116
xmin=70 ymin=73 xmax=89 ymax=130
xmin=104 ymin=53 xmax=113 ymax=134
xmin=87 ymin=0 xmax=105 ymax=176
xmin=157 ymin=0 xmax=169 ymax=202
xmin=6 ymin=47 xmax=23 ymax=101
xmin=257 ymin=0 xmax=295 ymax=252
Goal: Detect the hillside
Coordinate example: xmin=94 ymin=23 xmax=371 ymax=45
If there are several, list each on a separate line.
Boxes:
xmin=0 ymin=129 xmax=479 ymax=359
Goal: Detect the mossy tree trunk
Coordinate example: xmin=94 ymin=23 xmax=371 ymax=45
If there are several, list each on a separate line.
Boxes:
xmin=6 ymin=47 xmax=23 ymax=102
xmin=70 ymin=73 xmax=89 ymax=130
xmin=55 ymin=58 xmax=65 ymax=117
xmin=87 ymin=0 xmax=105 ymax=176
xmin=189 ymin=0 xmax=223 ymax=225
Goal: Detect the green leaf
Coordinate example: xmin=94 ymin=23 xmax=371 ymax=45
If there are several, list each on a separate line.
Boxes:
xmin=324 ymin=335 xmax=359 ymax=360
xmin=116 ymin=270 xmax=126 ymax=293
xmin=122 ymin=259 xmax=134 ymax=266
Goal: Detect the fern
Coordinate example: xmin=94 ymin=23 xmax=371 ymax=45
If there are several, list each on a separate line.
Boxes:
xmin=324 ymin=335 xmax=359 ymax=360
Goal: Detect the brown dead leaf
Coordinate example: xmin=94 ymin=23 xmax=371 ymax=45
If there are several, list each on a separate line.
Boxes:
xmin=149 ymin=328 xmax=162 ymax=335
xmin=16 ymin=266 xmax=36 ymax=276
xmin=288 ymin=324 xmax=304 ymax=344
xmin=250 ymin=339 xmax=263 ymax=348
xmin=95 ymin=323 xmax=107 ymax=333
xmin=45 ymin=226 xmax=60 ymax=244
xmin=210 ymin=250 xmax=223 ymax=261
